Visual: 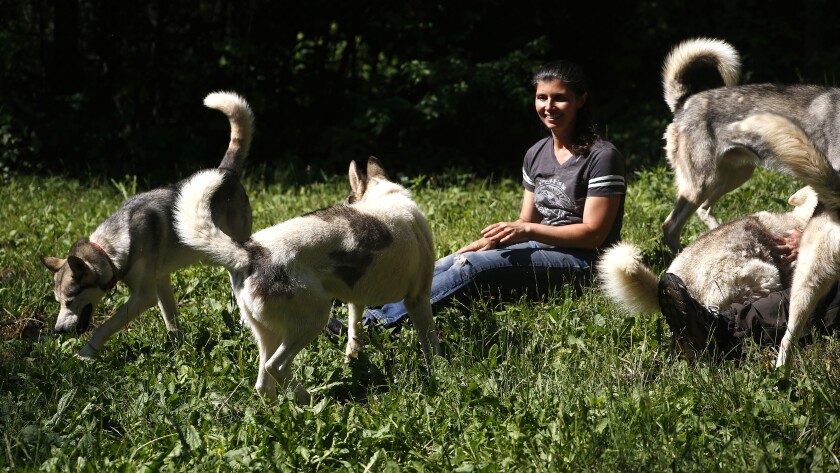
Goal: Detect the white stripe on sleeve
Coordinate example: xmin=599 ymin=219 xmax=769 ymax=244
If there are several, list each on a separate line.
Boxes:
xmin=522 ymin=167 xmax=534 ymax=187
xmin=588 ymin=174 xmax=625 ymax=189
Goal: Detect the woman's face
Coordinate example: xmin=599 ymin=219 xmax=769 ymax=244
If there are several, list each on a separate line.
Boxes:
xmin=534 ymin=80 xmax=587 ymax=135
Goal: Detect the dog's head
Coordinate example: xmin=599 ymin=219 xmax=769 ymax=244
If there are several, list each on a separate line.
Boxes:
xmin=346 ymin=156 xmax=400 ymax=204
xmin=40 ymin=240 xmax=112 ymax=335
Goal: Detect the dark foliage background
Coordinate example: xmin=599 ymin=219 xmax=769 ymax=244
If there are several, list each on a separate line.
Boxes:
xmin=1 ymin=0 xmax=838 ymax=184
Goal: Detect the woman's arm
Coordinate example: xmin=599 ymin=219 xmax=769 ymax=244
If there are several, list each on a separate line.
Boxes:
xmin=455 ymin=190 xmax=540 ymax=254
xmin=481 ymin=191 xmax=623 ymax=250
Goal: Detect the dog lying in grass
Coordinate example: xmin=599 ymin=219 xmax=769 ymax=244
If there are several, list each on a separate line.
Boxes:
xmin=599 ymin=185 xmax=817 ymax=313
xmin=174 ymin=156 xmax=441 ymax=403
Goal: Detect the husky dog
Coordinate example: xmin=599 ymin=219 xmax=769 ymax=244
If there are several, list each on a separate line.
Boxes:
xmin=40 ymin=92 xmax=254 ymax=359
xmin=660 ymin=37 xmax=840 ymax=252
xmin=174 ymin=157 xmax=441 ymax=403
xmin=725 ymin=113 xmax=840 ymax=368
xmin=600 ymin=185 xmax=817 ymax=317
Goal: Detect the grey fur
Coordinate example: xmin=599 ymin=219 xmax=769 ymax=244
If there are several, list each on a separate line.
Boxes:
xmin=660 ymin=38 xmax=840 ymax=251
xmin=308 ymin=205 xmax=394 ymax=287
xmin=41 ymin=91 xmax=254 ymax=359
xmin=244 ymin=241 xmax=294 ymax=298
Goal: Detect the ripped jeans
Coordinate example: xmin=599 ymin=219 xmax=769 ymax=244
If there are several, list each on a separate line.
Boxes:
xmin=362 ymin=241 xmax=597 ymax=327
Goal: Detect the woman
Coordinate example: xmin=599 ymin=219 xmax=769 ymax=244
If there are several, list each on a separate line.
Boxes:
xmin=360 ymin=60 xmax=626 ymax=328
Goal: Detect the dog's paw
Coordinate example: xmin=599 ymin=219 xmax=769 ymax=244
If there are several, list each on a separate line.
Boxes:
xmin=76 ymin=344 xmax=99 ymax=360
xmin=167 ymin=329 xmax=185 ymax=346
xmin=344 ymin=339 xmax=364 ymax=365
xmin=256 ymin=383 xmax=277 ymax=403
xmin=343 ymin=353 xmax=358 ymax=366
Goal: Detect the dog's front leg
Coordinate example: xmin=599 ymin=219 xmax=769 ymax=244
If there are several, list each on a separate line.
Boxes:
xmin=404 ymin=295 xmax=441 ymax=363
xmin=344 ymin=303 xmax=366 ymax=364
xmin=156 ymin=276 xmax=183 ymax=344
xmin=776 ymin=273 xmax=834 ymax=369
xmin=776 ymin=214 xmax=840 ymax=368
xmin=78 ymin=290 xmax=157 ymax=359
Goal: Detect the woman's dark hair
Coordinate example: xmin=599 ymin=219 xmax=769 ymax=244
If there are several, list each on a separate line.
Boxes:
xmin=532 ymin=60 xmax=600 ymax=155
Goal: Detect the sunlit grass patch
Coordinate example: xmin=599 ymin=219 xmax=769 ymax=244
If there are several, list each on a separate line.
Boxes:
xmin=1 ymin=168 xmax=838 ymax=471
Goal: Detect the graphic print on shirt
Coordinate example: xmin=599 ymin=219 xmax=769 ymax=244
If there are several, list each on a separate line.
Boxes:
xmin=534 ymin=177 xmax=576 ymax=225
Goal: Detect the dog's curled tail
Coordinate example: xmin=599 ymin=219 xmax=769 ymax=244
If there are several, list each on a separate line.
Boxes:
xmin=597 ymin=242 xmax=661 ymax=314
xmin=205 ymin=91 xmax=254 ymax=173
xmin=732 ymin=113 xmax=840 ymax=210
xmin=175 ymin=169 xmax=252 ymax=272
xmin=662 ymin=37 xmax=740 ymax=113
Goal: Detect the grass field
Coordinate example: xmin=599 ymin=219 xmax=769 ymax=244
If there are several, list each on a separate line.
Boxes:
xmin=2 ymin=167 xmax=839 ymax=471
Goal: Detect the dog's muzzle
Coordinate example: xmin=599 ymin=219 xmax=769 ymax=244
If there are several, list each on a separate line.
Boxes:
xmin=54 ymin=304 xmax=93 ymax=335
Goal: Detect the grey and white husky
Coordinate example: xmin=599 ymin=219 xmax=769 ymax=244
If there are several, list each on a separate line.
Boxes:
xmin=726 ymin=113 xmax=840 ymax=368
xmin=660 ymin=37 xmax=840 ymax=252
xmin=599 ymin=185 xmax=817 ymax=315
xmin=174 ymin=156 xmax=441 ymax=403
xmin=40 ymin=92 xmax=254 ymax=359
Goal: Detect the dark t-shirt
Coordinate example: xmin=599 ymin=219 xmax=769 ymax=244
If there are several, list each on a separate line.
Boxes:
xmin=521 ymin=138 xmax=626 ymax=248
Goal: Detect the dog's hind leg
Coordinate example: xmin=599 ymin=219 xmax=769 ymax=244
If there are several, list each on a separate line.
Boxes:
xmin=344 ymin=302 xmax=365 ymax=364
xmin=156 ymin=276 xmax=183 ymax=344
xmin=262 ymin=304 xmax=330 ymax=404
xmin=776 ymin=213 xmax=840 ymax=368
xmin=78 ymin=288 xmax=157 ymax=359
xmin=696 ymin=165 xmax=756 ymax=229
xmin=249 ymin=320 xmax=282 ymax=401
xmin=404 ymin=295 xmax=441 ymax=362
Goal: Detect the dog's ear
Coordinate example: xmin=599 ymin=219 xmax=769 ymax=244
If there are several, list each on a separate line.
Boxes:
xmin=366 ymin=156 xmax=388 ymax=180
xmin=40 ymin=255 xmax=66 ymax=273
xmin=66 ymin=255 xmax=93 ymax=279
xmin=348 ymin=160 xmax=365 ymax=195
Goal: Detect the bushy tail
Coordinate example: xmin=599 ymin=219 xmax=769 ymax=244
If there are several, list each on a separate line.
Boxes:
xmin=597 ymin=242 xmax=661 ymax=314
xmin=205 ymin=91 xmax=254 ymax=173
xmin=662 ymin=37 xmax=740 ymax=113
xmin=175 ymin=170 xmax=252 ymax=272
xmin=731 ymin=113 xmax=840 ymax=210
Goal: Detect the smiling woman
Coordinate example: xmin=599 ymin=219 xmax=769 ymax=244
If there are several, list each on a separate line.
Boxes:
xmin=356 ymin=60 xmax=627 ymax=328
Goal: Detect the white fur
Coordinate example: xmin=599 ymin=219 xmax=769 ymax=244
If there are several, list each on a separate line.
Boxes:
xmin=175 ymin=169 xmax=251 ymax=272
xmin=662 ymin=37 xmax=740 ymax=112
xmin=597 ymin=242 xmax=660 ymax=314
xmin=175 ymin=158 xmax=441 ymax=403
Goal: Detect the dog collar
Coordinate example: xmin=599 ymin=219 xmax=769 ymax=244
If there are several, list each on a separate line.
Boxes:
xmin=90 ymin=241 xmax=119 ymax=291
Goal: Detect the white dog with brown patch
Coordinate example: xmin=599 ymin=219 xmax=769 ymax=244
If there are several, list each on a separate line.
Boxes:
xmin=174 ymin=157 xmax=441 ymax=403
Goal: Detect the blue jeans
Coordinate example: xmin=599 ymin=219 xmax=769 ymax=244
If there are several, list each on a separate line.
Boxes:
xmin=363 ymin=241 xmax=596 ymax=327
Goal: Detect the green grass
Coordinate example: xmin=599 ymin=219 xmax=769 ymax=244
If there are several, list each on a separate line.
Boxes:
xmin=2 ymin=168 xmax=840 ymax=471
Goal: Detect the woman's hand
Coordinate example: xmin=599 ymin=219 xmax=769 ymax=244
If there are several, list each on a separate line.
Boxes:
xmin=481 ymin=221 xmax=530 ymax=246
xmin=774 ymin=229 xmax=802 ymax=265
xmin=455 ymin=237 xmax=498 ymax=254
